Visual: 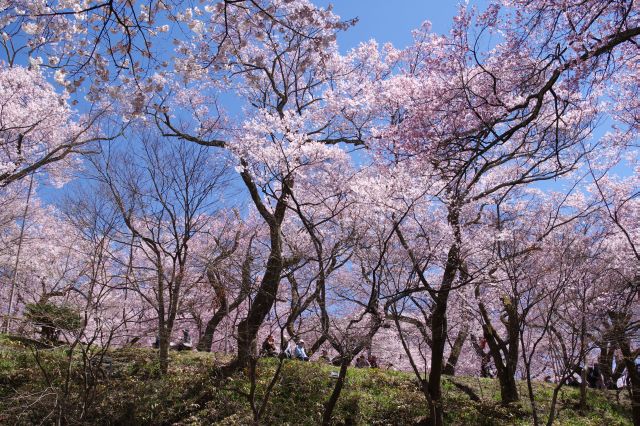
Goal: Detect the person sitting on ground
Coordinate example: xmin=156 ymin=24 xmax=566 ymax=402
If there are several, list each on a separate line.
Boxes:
xmin=331 ymin=355 xmax=344 ymax=366
xmin=282 ymin=341 xmax=294 ymax=359
xmin=565 ymin=375 xmax=580 ymax=387
xmin=319 ymin=349 xmax=331 ymax=363
xmin=152 ymin=334 xmax=160 ymax=349
xmin=355 ymin=354 xmax=370 ymax=368
xmin=368 ymin=354 xmax=378 ymax=369
xmin=174 ymin=329 xmax=193 ymax=351
xmin=294 ymin=339 xmax=309 ymax=361
xmin=587 ymin=364 xmax=600 ymax=388
xmin=261 ymin=334 xmax=277 ymax=357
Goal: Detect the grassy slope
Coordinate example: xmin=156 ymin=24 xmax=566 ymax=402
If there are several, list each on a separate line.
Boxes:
xmin=0 ymin=335 xmax=633 ymax=425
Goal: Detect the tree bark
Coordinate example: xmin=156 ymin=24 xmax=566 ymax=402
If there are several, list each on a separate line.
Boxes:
xmin=477 ymin=294 xmax=520 ymax=404
xmin=235 ymin=222 xmax=284 ymax=367
xmin=443 ymin=325 xmax=468 ymax=376
xmin=322 ymin=359 xmax=350 ymax=426
xmin=427 ymin=238 xmax=460 ymax=426
xmin=159 ymin=327 xmax=170 ymax=375
xmin=197 ymin=308 xmax=228 ymax=352
xmin=234 ymin=171 xmax=290 ymax=369
xmin=620 ymin=340 xmax=640 ymax=426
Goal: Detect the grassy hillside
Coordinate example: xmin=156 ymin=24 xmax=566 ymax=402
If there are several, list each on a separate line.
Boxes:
xmin=0 ymin=335 xmax=633 ymax=425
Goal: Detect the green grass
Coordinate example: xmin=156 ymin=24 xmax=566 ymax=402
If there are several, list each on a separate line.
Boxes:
xmin=0 ymin=335 xmax=633 ymax=425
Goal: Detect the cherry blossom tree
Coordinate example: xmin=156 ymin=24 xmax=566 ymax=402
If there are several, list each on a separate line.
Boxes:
xmin=0 ymin=66 xmax=105 ymax=187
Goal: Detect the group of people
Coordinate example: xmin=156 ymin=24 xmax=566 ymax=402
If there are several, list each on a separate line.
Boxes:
xmin=354 ymin=354 xmax=379 ymax=369
xmin=549 ymin=363 xmax=640 ymax=390
xmin=152 ymin=329 xmax=193 ymax=351
xmin=152 ymin=330 xmax=379 ymax=367
xmin=261 ymin=334 xmax=309 ymax=361
xmin=260 ymin=334 xmax=381 ymax=368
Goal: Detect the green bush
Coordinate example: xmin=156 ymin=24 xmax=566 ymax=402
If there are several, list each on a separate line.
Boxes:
xmin=0 ymin=341 xmax=634 ymax=425
xmin=24 ymin=302 xmax=82 ymax=343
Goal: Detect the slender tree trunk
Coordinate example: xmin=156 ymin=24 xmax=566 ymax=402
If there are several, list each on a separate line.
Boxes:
xmin=443 ymin=326 xmax=468 ymax=376
xmin=579 ymin=317 xmax=588 ymax=411
xmin=546 ymin=386 xmax=563 ymax=426
xmin=322 ymin=359 xmax=350 ymax=426
xmin=159 ymin=327 xmax=170 ymax=375
xmin=200 ymin=241 xmax=252 ymax=352
xmin=197 ymin=310 xmax=226 ymax=352
xmin=579 ymin=365 xmax=588 ymax=410
xmin=3 ymin=173 xmax=34 ymax=333
xmin=524 ymin=361 xmax=540 ymax=426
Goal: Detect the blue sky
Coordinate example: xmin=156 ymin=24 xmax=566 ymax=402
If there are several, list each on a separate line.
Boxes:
xmin=315 ymin=1 xmax=461 ymax=50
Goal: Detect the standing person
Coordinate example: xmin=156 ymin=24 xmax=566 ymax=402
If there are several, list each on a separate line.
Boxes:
xmin=294 ymin=340 xmax=309 ymax=361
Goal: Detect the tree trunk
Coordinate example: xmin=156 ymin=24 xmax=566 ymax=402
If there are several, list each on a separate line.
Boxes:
xmin=546 ymin=385 xmax=562 ymax=426
xmin=322 ymin=359 xmax=350 ymax=426
xmin=478 ymin=295 xmax=520 ymax=405
xmin=579 ymin=365 xmax=588 ymax=411
xmin=426 ymin=209 xmax=462 ymax=426
xmin=620 ymin=341 xmax=640 ymax=426
xmin=428 ymin=304 xmax=447 ymax=426
xmin=234 ymin=170 xmax=290 ymax=369
xmin=235 ymin=227 xmax=283 ymax=368
xmin=498 ymin=370 xmax=520 ymax=404
xmin=197 ymin=309 xmax=226 ymax=352
xmin=159 ymin=328 xmax=170 ymax=375
xmin=443 ymin=325 xmax=468 ymax=376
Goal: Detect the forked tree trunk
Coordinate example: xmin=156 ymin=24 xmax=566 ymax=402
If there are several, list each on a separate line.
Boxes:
xmin=236 ymin=228 xmax=283 ymax=367
xmin=427 ymin=237 xmax=460 ymax=426
xmin=234 ymin=172 xmax=290 ymax=369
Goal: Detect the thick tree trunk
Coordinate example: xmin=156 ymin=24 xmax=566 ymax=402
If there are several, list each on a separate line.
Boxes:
xmin=428 ymin=304 xmax=447 ymax=426
xmin=425 ymin=205 xmax=464 ymax=426
xmin=478 ymin=295 xmax=520 ymax=405
xmin=498 ymin=370 xmax=520 ymax=404
xmin=234 ymin=170 xmax=290 ymax=369
xmin=620 ymin=341 xmax=640 ymax=426
xmin=236 ymin=227 xmax=283 ymax=368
